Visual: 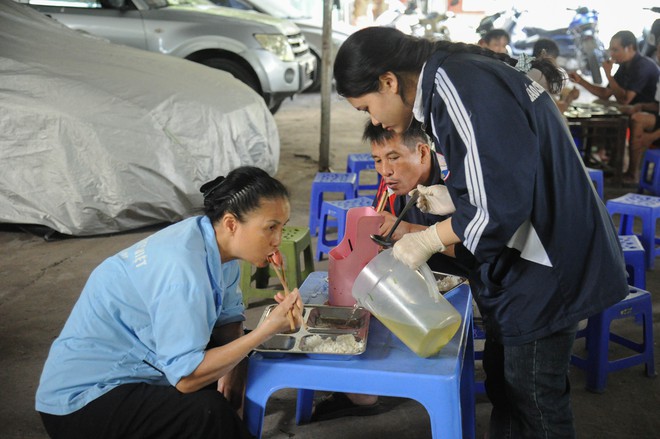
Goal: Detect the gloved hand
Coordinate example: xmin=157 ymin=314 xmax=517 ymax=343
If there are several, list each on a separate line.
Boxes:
xmin=414 ymin=184 xmax=456 ymax=215
xmin=392 ymin=224 xmax=446 ymax=269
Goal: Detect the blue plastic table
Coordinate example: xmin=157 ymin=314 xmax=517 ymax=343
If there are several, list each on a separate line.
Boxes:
xmin=243 ymin=277 xmax=476 ymax=439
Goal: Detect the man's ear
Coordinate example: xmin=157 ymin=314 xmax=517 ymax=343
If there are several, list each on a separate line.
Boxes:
xmin=418 ymin=142 xmax=431 ymax=163
xmin=378 ymin=71 xmax=399 ymax=94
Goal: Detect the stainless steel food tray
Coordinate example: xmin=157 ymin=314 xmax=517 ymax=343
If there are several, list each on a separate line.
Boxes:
xmin=432 ymin=271 xmax=468 ymax=294
xmin=254 ymin=304 xmax=370 ymax=360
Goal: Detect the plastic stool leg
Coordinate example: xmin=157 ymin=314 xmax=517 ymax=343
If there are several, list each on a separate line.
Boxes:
xmin=299 ymin=241 xmax=315 ymax=284
xmin=244 ymin=390 xmax=268 ymax=438
xmin=295 ymin=389 xmax=315 ymax=425
xmin=620 ymin=214 xmax=635 ymax=235
xmin=240 ymin=263 xmax=276 ymax=308
xmin=643 ymin=311 xmax=656 ymax=378
xmin=461 ymin=322 xmax=477 ymax=438
xmin=641 ymin=214 xmax=656 ymax=269
xmin=586 ymin=313 xmax=609 ymax=393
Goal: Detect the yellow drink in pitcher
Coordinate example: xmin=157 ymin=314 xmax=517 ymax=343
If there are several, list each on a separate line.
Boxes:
xmin=377 ymin=316 xmax=461 ymax=358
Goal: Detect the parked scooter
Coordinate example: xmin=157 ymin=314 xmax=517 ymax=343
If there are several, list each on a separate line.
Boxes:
xmin=639 ymin=7 xmax=660 ymax=63
xmin=565 ymin=6 xmax=606 ymax=84
xmin=476 ymin=6 xmax=606 ymax=84
xmin=375 ymin=0 xmax=453 ymax=41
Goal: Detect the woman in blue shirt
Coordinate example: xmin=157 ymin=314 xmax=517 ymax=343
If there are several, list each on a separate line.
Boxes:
xmin=36 ymin=166 xmax=302 ymax=439
xmin=333 ymin=27 xmax=628 ymax=438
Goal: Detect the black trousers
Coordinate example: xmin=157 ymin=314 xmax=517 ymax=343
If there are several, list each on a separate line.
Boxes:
xmin=39 ymin=382 xmax=254 ymax=439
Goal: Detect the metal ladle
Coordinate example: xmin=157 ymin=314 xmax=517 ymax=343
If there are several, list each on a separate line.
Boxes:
xmin=370 ymin=190 xmax=419 ymax=248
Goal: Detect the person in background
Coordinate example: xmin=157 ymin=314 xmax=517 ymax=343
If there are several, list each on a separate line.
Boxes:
xmin=333 ymin=26 xmax=628 ymax=438
xmin=35 ymin=166 xmax=303 ymax=439
xmin=527 ymin=38 xmax=580 ymax=113
xmin=311 ymin=119 xmax=474 ymax=422
xmin=625 ymin=88 xmax=660 ymax=184
xmin=478 ymin=28 xmax=510 ymax=54
xmin=569 ymin=30 xmax=659 ymax=107
xmin=622 ymin=43 xmax=660 ymax=184
xmin=569 ymin=30 xmax=660 ymax=168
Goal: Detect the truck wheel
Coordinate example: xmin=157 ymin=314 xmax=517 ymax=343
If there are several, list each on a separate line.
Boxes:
xmin=200 ymin=57 xmax=262 ymax=98
xmin=587 ymin=52 xmax=603 ymax=85
xmin=304 ymin=52 xmax=322 ymax=93
xmin=269 ymin=100 xmax=282 ymax=114
xmin=580 ymin=39 xmax=603 ymax=85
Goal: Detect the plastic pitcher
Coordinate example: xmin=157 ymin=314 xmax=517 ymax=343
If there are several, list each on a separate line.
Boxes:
xmin=352 ymin=249 xmax=462 ymax=357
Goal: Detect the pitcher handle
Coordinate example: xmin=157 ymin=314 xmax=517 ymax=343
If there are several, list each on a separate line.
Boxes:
xmin=417 ymin=262 xmax=440 ymax=302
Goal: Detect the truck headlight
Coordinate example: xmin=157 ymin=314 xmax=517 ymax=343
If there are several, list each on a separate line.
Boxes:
xmin=254 ymin=34 xmax=295 ymax=62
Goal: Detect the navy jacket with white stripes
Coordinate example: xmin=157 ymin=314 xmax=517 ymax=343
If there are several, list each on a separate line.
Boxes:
xmin=413 ymin=50 xmax=629 ymax=345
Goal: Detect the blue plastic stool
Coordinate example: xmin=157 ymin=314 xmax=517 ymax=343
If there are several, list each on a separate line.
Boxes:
xmin=316 ymin=196 xmax=375 ymax=261
xmin=639 ymin=149 xmax=660 ymax=195
xmin=571 ymin=286 xmax=656 ymax=393
xmin=586 ymin=167 xmax=604 ymax=199
xmin=606 ymin=193 xmax=660 ymax=269
xmin=619 ymin=235 xmax=646 ymax=289
xmin=308 ymin=172 xmax=358 ymax=237
xmin=346 ymin=153 xmax=381 ymax=195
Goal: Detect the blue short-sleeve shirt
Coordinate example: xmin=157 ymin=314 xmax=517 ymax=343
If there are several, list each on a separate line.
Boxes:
xmin=35 ymin=216 xmax=245 ymax=415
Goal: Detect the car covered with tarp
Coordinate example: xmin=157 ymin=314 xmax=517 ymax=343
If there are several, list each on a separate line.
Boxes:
xmin=0 ymin=0 xmax=280 ymax=236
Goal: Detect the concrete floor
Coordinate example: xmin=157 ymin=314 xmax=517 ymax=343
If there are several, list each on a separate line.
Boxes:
xmin=1 ymin=92 xmax=659 ymax=438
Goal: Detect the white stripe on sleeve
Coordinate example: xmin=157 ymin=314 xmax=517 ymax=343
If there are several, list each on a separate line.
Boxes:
xmin=432 ymin=68 xmax=489 ymax=254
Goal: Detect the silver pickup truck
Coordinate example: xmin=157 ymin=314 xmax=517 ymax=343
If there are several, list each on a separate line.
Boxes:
xmin=19 ymin=0 xmax=317 ymax=113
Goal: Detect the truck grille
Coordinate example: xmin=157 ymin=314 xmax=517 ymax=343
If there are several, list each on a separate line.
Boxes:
xmin=288 ymin=32 xmax=310 ymax=58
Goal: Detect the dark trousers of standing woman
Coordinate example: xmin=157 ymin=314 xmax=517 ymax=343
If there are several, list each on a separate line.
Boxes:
xmin=39 ymin=382 xmax=255 ymax=439
xmin=483 ymin=325 xmax=578 ymax=439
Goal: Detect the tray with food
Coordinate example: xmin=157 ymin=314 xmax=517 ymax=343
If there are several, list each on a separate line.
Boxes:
xmin=254 ymin=304 xmax=370 ymax=360
xmin=432 ymin=271 xmax=467 ymax=294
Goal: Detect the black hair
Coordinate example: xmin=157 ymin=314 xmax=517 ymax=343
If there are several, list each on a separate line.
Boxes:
xmin=482 ymin=28 xmax=510 ymax=44
xmin=199 ymin=166 xmax=289 ymax=223
xmin=530 ymin=38 xmax=564 ymax=94
xmin=334 ymin=27 xmax=563 ymax=99
xmin=651 ymin=19 xmax=660 ymax=41
xmin=612 ymin=30 xmax=638 ymax=50
xmin=362 ymin=119 xmax=429 ymax=151
xmin=532 ymin=38 xmax=559 ymax=59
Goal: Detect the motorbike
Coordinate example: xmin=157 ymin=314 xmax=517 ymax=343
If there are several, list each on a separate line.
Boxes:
xmin=639 ymin=7 xmax=660 ymax=63
xmin=375 ymin=0 xmax=453 ymax=41
xmin=476 ymin=6 xmax=606 ymax=84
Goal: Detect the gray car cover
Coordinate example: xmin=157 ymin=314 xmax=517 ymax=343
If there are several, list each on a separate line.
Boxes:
xmin=0 ymin=1 xmax=279 ymax=235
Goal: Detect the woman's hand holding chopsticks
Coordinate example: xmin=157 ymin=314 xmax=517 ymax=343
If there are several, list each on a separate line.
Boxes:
xmin=274 ymin=288 xmax=304 ymax=326
xmin=264 ymin=290 xmax=304 ymax=333
xmin=268 ymin=251 xmax=303 ymax=330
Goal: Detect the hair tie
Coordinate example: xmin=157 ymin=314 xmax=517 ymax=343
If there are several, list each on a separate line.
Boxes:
xmin=201 ymin=176 xmax=226 ymax=199
xmin=515 ymin=53 xmax=535 ymax=73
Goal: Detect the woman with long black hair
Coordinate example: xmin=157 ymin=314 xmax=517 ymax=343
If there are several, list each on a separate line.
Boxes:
xmin=333 ymin=27 xmax=628 ymax=438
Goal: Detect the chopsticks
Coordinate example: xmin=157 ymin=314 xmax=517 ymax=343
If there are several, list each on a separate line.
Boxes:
xmin=375 ymin=179 xmax=388 ymax=213
xmin=268 ymin=252 xmax=296 ymax=331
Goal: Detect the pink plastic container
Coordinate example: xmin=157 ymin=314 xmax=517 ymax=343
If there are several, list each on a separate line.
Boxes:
xmin=327 ymin=206 xmax=383 ymax=306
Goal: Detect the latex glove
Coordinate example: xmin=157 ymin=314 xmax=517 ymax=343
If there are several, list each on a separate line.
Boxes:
xmin=392 ymin=224 xmax=446 ymax=269
xmin=414 ymin=184 xmax=456 ymax=215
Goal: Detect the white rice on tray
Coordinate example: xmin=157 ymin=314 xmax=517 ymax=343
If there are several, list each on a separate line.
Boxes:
xmin=303 ymin=334 xmax=364 ymax=354
xmin=437 ymin=276 xmax=462 ymax=292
